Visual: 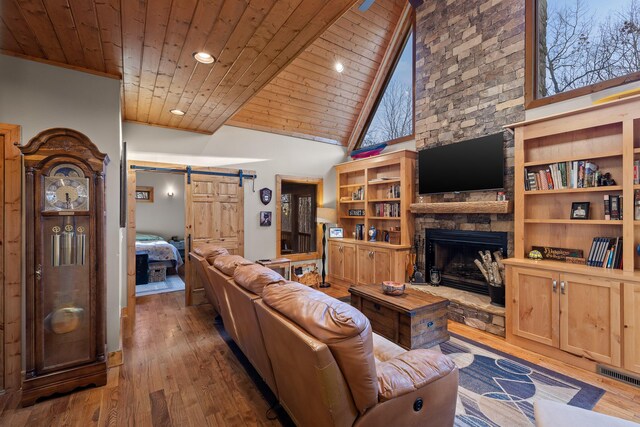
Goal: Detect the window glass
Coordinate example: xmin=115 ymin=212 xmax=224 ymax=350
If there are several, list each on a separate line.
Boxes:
xmin=360 ymin=31 xmax=414 ymax=147
xmin=536 ymin=0 xmax=640 ymax=98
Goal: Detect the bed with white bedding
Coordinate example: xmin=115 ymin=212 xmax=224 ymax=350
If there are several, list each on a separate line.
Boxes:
xmin=135 ymin=234 xmax=184 ymax=268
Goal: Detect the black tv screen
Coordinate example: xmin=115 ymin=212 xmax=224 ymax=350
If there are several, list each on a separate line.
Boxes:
xmin=419 ymin=133 xmax=504 ymax=194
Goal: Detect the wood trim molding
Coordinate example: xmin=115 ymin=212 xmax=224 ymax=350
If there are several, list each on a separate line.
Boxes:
xmin=0 ymin=123 xmax=21 ymax=393
xmin=346 ymin=3 xmax=415 ymax=152
xmin=276 ymin=175 xmax=324 ymax=260
xmin=410 ymin=201 xmax=513 ymax=214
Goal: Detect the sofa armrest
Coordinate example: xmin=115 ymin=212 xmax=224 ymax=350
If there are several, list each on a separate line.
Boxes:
xmin=376 ymin=349 xmax=456 ymax=401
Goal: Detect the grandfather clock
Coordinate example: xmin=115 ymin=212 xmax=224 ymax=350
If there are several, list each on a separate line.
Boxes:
xmin=20 ymin=128 xmax=109 ymax=406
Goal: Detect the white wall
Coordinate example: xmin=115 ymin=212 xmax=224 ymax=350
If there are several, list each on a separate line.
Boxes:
xmin=135 ymin=172 xmax=185 ymax=240
xmin=0 ymin=54 xmax=123 ymax=353
xmin=124 ymin=123 xmax=347 ymax=261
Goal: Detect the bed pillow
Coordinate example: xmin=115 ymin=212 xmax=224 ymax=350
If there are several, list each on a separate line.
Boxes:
xmin=136 ymin=233 xmax=164 ymax=242
xmin=213 ymin=255 xmax=254 ymax=276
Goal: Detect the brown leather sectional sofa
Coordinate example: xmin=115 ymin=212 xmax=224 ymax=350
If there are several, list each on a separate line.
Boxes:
xmin=191 ymin=244 xmax=459 ymax=426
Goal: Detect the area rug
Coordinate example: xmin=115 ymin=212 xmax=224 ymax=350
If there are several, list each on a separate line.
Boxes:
xmin=136 ymin=274 xmax=185 ymax=296
xmin=435 ymin=334 xmax=605 ymax=426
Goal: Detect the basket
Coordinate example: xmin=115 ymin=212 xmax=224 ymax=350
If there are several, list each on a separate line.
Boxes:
xmin=291 ymin=263 xmax=321 ymax=287
xmin=148 ymin=266 xmax=167 ymax=283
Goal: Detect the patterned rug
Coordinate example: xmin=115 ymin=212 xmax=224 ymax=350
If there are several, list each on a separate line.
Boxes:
xmin=435 ymin=334 xmax=605 ymax=426
xmin=136 ymin=274 xmax=185 ymax=296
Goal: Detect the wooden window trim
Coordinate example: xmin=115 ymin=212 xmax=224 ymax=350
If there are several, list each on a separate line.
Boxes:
xmin=525 ymin=0 xmax=640 ymax=109
xmin=276 ymin=175 xmax=323 ymax=262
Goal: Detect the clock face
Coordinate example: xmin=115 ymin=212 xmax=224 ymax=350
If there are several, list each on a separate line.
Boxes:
xmin=44 ymin=164 xmax=90 ymax=212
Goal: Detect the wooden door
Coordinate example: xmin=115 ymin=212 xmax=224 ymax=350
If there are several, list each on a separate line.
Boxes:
xmin=559 ymin=273 xmax=621 ymax=366
xmin=623 ymin=283 xmax=640 ymax=373
xmin=343 ymin=243 xmax=356 ymax=284
xmin=511 ymin=267 xmax=559 ymax=347
xmin=0 ymin=124 xmax=21 ymax=393
xmin=185 ymin=174 xmax=244 ymax=306
xmin=328 ymin=241 xmax=343 ymax=281
xmin=357 ymin=246 xmax=374 ymax=286
xmin=373 ymin=248 xmax=391 ymax=284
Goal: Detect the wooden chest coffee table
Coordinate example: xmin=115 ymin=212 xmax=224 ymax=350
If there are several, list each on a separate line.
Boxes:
xmin=349 ymin=284 xmax=450 ymax=350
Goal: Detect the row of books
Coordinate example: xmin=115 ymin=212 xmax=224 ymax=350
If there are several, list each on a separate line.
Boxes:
xmin=603 ymin=194 xmax=623 ymax=220
xmin=387 ymin=184 xmax=401 ymax=199
xmin=373 ymin=202 xmax=400 ymax=218
xmin=635 ymin=160 xmax=640 ymax=185
xmin=354 ymin=224 xmax=366 ymax=240
xmin=524 ymin=160 xmax=599 ymax=191
xmin=586 ymin=236 xmax=623 ymax=268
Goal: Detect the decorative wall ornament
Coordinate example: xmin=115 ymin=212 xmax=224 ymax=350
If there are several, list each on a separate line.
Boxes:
xmin=259 ymin=187 xmax=272 ymax=205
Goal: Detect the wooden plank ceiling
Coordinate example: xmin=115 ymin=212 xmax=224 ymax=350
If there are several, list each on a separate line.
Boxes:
xmin=0 ymin=0 xmax=405 ymax=145
xmin=229 ymin=0 xmax=405 ymax=145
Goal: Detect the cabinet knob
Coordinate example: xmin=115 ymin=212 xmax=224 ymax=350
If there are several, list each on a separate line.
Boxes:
xmin=368 ymin=251 xmax=374 ymax=258
xmin=552 ymin=280 xmax=557 ymax=293
xmin=35 ymin=264 xmax=42 ymax=281
xmin=560 ymin=281 xmax=566 ymax=294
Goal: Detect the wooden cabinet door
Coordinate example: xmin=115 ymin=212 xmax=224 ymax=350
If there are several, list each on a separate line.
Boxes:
xmin=559 ymin=273 xmax=621 ymax=366
xmin=373 ymin=248 xmax=391 ymax=283
xmin=328 ymin=241 xmax=343 ymax=280
xmin=624 ymin=283 xmax=640 ymax=373
xmin=343 ymin=243 xmax=356 ymax=284
xmin=357 ymin=246 xmax=374 ymax=286
xmin=511 ymin=267 xmax=559 ymax=347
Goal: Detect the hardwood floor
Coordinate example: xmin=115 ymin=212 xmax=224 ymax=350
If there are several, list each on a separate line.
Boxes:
xmin=0 ymin=286 xmax=639 ymax=426
xmin=0 ymin=291 xmax=283 ymax=426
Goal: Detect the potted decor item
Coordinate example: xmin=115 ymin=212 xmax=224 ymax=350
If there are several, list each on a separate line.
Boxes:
xmin=474 ymin=250 xmax=506 ymax=307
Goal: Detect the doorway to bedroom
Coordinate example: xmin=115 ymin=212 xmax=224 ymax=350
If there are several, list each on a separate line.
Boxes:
xmin=134 ymin=171 xmax=186 ymax=297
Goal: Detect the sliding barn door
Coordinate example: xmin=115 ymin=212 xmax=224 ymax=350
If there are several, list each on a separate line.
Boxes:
xmin=185 ymin=173 xmax=244 ymax=306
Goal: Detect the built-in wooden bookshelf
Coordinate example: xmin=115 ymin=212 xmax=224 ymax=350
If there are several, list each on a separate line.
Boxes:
xmin=334 ymin=150 xmax=415 ymax=246
xmin=328 ymin=150 xmax=415 ymax=287
xmin=503 ymin=95 xmax=640 ymax=375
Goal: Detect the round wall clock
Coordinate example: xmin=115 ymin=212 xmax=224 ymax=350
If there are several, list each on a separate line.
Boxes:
xmin=260 ymin=187 xmax=272 ymax=205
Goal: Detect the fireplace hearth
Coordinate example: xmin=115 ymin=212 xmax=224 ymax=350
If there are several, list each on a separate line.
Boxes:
xmin=425 ymin=229 xmax=508 ymax=295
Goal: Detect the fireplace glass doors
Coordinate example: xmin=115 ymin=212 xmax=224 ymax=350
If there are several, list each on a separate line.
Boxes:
xmin=425 ymin=229 xmax=508 ymax=295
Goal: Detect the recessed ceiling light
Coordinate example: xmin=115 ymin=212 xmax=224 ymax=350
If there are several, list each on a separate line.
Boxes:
xmin=170 ymin=109 xmax=185 ymax=116
xmin=335 ymin=62 xmax=344 ymax=73
xmin=193 ymin=52 xmax=215 ymax=64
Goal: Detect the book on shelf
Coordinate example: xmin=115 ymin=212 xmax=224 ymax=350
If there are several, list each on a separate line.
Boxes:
xmin=602 ymin=194 xmax=623 ymax=220
xmin=374 ymin=202 xmax=400 ymax=218
xmin=355 ymin=224 xmax=365 ymax=240
xmin=635 ymin=160 xmax=640 ymax=185
xmin=586 ymin=236 xmax=622 ymax=268
xmin=524 ymin=159 xmax=615 ymax=191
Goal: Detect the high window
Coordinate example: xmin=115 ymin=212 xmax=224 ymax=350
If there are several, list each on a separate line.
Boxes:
xmin=527 ymin=0 xmax=640 ymax=107
xmin=358 ymin=29 xmax=414 ymax=148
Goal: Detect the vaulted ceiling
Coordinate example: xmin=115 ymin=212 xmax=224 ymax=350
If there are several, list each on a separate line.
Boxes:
xmin=0 ymin=0 xmax=409 ymax=145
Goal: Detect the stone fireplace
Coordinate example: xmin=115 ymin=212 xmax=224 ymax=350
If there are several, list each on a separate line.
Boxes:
xmin=425 ymin=229 xmax=508 ymax=295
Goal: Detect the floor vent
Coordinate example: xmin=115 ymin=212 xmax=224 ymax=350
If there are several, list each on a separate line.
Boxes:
xmin=597 ymin=365 xmax=640 ymax=388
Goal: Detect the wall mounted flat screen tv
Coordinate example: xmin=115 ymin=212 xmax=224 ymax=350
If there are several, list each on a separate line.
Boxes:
xmin=419 ymin=133 xmax=504 ymax=194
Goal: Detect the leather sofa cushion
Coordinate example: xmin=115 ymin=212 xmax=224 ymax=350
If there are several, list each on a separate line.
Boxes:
xmin=376 ymin=349 xmax=456 ymax=401
xmin=262 ymin=281 xmax=378 ymax=414
xmin=372 ymin=333 xmax=405 ymax=364
xmin=194 ymin=244 xmax=229 ymax=264
xmin=213 ymin=255 xmax=253 ymax=276
xmin=233 ymin=264 xmax=285 ymax=296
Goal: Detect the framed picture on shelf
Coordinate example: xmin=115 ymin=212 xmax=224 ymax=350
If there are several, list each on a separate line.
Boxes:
xmin=135 ymin=186 xmax=154 ymax=202
xmin=329 ymin=227 xmax=344 ymax=238
xmin=570 ymin=202 xmax=590 ymax=220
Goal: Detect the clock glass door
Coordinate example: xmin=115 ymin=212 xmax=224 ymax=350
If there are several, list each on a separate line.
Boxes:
xmin=38 ymin=163 xmax=93 ymax=373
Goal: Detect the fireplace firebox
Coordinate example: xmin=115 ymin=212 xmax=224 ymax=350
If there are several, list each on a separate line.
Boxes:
xmin=425 ymin=229 xmax=508 ymax=295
